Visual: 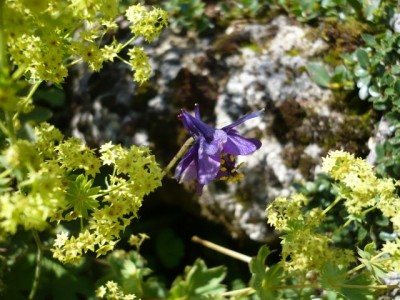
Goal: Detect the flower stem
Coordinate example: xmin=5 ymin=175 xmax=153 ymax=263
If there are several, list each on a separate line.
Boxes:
xmin=191 ymin=235 xmax=251 ymax=263
xmin=0 ymin=0 xmax=8 ymax=77
xmin=322 ymin=196 xmax=342 ymax=216
xmin=29 ymin=230 xmax=43 ymax=300
xmin=121 ymin=35 xmax=137 ymax=49
xmin=66 ymin=58 xmax=83 ymax=68
xmin=162 ymin=137 xmax=194 ymax=177
xmin=221 ymin=287 xmax=254 ymax=297
xmin=347 ymin=252 xmax=386 ymax=276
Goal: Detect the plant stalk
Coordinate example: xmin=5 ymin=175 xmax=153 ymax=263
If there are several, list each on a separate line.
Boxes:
xmin=0 ymin=0 xmax=8 ymax=77
xmin=191 ymin=235 xmax=251 ymax=263
xmin=163 ymin=137 xmax=194 ymax=177
xmin=28 ymin=230 xmax=43 ymax=300
xmin=321 ymin=196 xmax=342 ymax=216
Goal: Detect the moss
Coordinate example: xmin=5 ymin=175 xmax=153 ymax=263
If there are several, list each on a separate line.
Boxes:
xmin=318 ymin=17 xmax=370 ymax=66
xmin=275 ymin=90 xmax=376 ymax=175
xmin=271 ymin=99 xmax=307 ymax=144
xmin=281 ymin=145 xmax=305 ymax=169
xmin=211 ymin=31 xmax=252 ymax=57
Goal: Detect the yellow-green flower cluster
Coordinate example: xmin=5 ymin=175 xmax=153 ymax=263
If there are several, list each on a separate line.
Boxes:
xmin=51 ymin=143 xmax=162 ymax=263
xmin=96 ymin=280 xmax=136 ymax=300
xmin=4 ymin=0 xmax=167 ymax=84
xmin=322 ymin=150 xmax=400 ymax=229
xmin=34 ymin=123 xmax=63 ymax=159
xmin=382 ymin=239 xmax=400 ymax=271
xmin=282 ymin=228 xmax=355 ymax=273
xmin=100 ymin=143 xmax=163 ymax=197
xmin=322 ymin=150 xmax=377 ymax=215
xmin=266 ymin=193 xmax=308 ymax=231
xmin=266 ymin=193 xmax=354 ymax=273
xmin=0 ymin=120 xmax=162 ymax=264
xmin=56 ymin=137 xmax=101 ymax=178
xmin=126 ymin=4 xmax=168 ymax=42
xmin=128 ymin=233 xmax=149 ymax=251
xmin=69 ymin=0 xmax=119 ymax=21
xmin=0 ymin=129 xmax=68 ymax=233
xmin=128 ymin=47 xmax=152 ymax=84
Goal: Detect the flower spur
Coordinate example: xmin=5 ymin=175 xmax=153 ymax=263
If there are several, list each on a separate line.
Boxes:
xmin=175 ymin=104 xmax=263 ymax=194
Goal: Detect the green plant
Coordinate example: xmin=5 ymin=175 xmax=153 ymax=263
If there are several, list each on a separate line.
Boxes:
xmin=163 ymin=0 xmax=213 ymax=33
xmin=276 ymin=0 xmax=385 ymax=22
xmin=218 ymin=0 xmax=266 ymax=20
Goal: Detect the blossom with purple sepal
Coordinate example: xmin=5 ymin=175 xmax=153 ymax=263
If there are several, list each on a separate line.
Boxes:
xmin=175 ymin=104 xmax=263 ymax=194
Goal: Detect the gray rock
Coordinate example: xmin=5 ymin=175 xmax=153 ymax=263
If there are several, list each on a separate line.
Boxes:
xmin=66 ymin=15 xmax=373 ymax=242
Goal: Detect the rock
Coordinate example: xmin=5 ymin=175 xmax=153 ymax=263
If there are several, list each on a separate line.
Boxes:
xmin=63 ymin=15 xmax=374 ymax=242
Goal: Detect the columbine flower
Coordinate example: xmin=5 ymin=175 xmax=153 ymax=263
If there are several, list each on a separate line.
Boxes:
xmin=175 ymin=104 xmax=263 ymax=194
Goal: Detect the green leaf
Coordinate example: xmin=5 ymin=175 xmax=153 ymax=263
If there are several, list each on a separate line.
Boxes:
xmin=372 ymin=99 xmax=387 ymax=110
xmin=341 ymin=274 xmax=373 ymax=300
xmin=320 ymin=263 xmax=346 ymax=292
xmin=379 ymin=231 xmax=396 ymax=241
xmin=306 ymin=62 xmax=331 ymax=88
xmin=249 ymin=245 xmax=283 ymax=300
xmin=20 ymin=106 xmax=53 ymax=122
xmin=66 ymin=174 xmax=100 ymax=218
xmin=361 ymin=34 xmax=376 ymax=46
xmin=368 ymin=85 xmax=380 ymax=97
xmin=105 ymin=250 xmax=165 ymax=298
xmin=357 ymin=243 xmax=387 ymax=281
xmin=391 ymin=64 xmax=400 ymax=75
xmin=168 ymin=258 xmax=226 ymax=300
xmin=35 ymin=87 xmax=66 ymax=107
xmin=394 ymin=80 xmax=400 ymax=96
xmin=356 ymin=49 xmax=369 ymax=69
xmin=354 ymin=66 xmax=369 ymax=77
xmin=359 ymin=85 xmax=369 ymax=100
xmin=155 ymin=228 xmax=185 ymax=269
xmin=356 ymin=75 xmax=371 ymax=88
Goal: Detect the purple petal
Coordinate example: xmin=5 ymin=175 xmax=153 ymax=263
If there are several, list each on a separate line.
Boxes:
xmin=223 ymin=132 xmax=261 ymax=155
xmin=181 ymin=111 xmax=215 ymax=141
xmin=175 ymin=145 xmax=198 ymax=182
xmin=180 ymin=111 xmax=200 ymax=136
xmin=197 ymin=138 xmax=221 ymax=185
xmin=179 ymin=159 xmax=198 ymax=183
xmin=222 ymin=109 xmax=264 ymax=132
xmin=195 ymin=103 xmax=200 ymax=119
xmin=204 ymin=129 xmax=227 ymax=155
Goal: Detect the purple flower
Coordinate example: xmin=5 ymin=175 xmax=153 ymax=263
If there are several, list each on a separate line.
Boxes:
xmin=175 ymin=104 xmax=263 ymax=194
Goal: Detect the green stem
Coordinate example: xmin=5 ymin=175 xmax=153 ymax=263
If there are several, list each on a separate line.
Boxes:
xmin=28 ymin=230 xmax=43 ymax=300
xmin=221 ymin=287 xmax=254 ymax=297
xmin=0 ymin=168 xmax=11 ymax=178
xmin=4 ymin=111 xmax=16 ymax=144
xmin=121 ymin=35 xmax=137 ymax=49
xmin=332 ymin=217 xmax=353 ymax=237
xmin=116 ymin=55 xmax=131 ymax=66
xmin=66 ymin=58 xmax=83 ymax=68
xmin=97 ymin=181 xmax=128 ymax=198
xmin=25 ymin=82 xmax=41 ymax=102
xmin=0 ymin=0 xmax=8 ymax=77
xmin=16 ymin=81 xmax=41 ymax=114
xmin=162 ymin=137 xmax=194 ymax=177
xmin=269 ymin=284 xmax=320 ymax=291
xmin=347 ymin=252 xmax=386 ymax=276
xmin=11 ymin=64 xmax=27 ymax=81
xmin=0 ymin=118 xmax=10 ymax=137
xmin=322 ymin=196 xmax=342 ymax=216
xmin=338 ymin=283 xmax=399 ymax=290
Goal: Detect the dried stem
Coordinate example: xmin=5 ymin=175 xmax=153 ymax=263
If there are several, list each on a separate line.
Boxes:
xmin=191 ymin=236 xmax=251 ymax=263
